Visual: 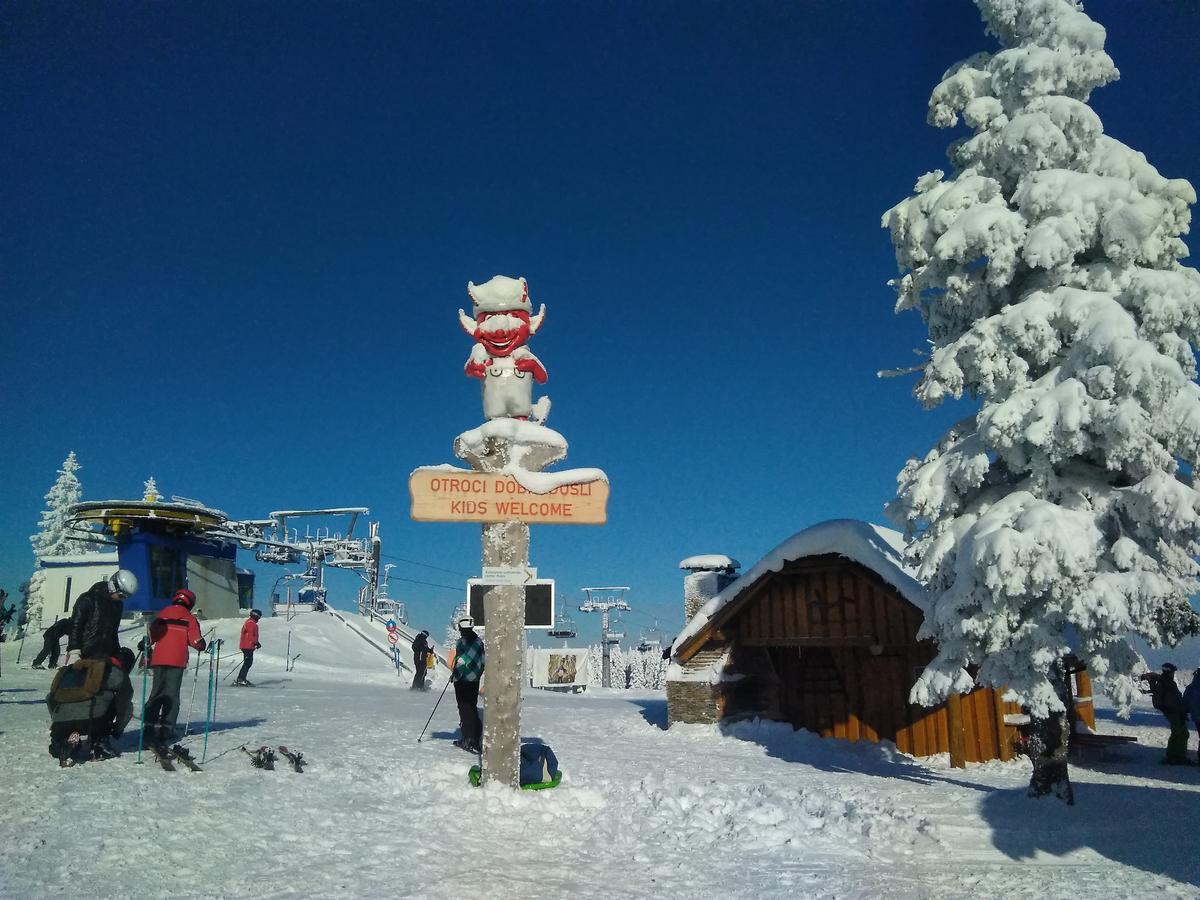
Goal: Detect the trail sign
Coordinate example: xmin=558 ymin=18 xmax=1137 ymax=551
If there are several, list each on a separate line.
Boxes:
xmin=409 ymin=470 xmax=608 ymax=524
xmin=482 ymin=566 xmax=537 ymax=585
xmin=466 ymin=579 xmax=555 ymax=629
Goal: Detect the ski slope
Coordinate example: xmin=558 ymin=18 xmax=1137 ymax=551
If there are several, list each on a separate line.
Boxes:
xmin=1 ymin=612 xmax=1198 ymax=899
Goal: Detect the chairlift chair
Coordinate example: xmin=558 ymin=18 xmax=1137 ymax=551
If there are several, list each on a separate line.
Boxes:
xmin=547 ymin=613 xmax=577 ymax=640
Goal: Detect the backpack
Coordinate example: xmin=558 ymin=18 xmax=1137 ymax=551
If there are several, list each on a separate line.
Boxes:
xmin=48 ymin=659 xmax=109 ymax=706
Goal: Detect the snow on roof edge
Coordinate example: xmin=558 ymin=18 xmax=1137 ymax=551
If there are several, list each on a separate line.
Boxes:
xmin=671 ymin=520 xmax=926 ymax=657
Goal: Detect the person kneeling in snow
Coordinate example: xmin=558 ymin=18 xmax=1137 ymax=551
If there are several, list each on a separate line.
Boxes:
xmin=519 ymin=738 xmax=560 ymax=787
xmin=46 ymin=648 xmax=135 ymax=765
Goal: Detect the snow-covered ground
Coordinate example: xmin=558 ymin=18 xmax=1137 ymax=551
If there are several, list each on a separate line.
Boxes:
xmin=1 ymin=612 xmax=1197 ymax=899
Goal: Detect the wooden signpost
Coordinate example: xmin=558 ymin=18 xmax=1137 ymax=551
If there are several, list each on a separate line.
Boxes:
xmin=411 ymin=275 xmax=608 ymax=789
xmin=409 ymin=469 xmax=608 ymax=525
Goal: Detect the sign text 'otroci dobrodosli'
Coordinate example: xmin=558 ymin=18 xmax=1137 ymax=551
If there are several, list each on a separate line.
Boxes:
xmin=408 ymin=470 xmax=609 ymax=524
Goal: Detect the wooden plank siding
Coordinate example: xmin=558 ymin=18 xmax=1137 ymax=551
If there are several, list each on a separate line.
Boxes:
xmin=711 ymin=555 xmax=1022 ymax=765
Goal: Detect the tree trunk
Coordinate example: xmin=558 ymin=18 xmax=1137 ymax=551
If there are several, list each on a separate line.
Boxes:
xmin=1026 ymin=661 xmax=1075 ymax=805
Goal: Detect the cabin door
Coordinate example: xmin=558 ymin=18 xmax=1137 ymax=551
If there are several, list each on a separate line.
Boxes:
xmin=771 ymin=646 xmax=850 ymax=738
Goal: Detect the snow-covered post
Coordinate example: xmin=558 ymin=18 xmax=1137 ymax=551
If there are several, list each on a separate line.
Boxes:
xmin=410 ymin=275 xmax=609 ymax=789
xmin=882 ymin=0 xmax=1200 ymax=804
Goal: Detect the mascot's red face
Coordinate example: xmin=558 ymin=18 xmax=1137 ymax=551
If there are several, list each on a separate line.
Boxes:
xmin=473 ymin=310 xmax=532 ymax=358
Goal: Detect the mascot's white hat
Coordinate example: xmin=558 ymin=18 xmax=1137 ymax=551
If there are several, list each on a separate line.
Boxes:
xmin=467 ymin=275 xmax=530 ymax=314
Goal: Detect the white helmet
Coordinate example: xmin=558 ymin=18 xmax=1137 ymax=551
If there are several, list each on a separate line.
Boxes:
xmin=109 ymin=569 xmax=138 ymax=598
xmin=457 ymin=616 xmax=475 ymax=630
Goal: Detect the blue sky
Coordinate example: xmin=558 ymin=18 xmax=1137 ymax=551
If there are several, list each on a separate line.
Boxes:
xmin=2 ymin=1 xmax=1197 ymax=645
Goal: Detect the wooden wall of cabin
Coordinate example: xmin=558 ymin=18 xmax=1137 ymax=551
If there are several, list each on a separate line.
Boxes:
xmin=718 ymin=558 xmax=1021 ymax=764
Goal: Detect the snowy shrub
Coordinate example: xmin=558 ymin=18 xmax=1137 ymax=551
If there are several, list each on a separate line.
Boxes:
xmin=26 ymin=452 xmax=91 ymax=629
xmin=883 ymin=0 xmax=1200 ymax=717
xmin=582 ymin=644 xmax=666 ymax=689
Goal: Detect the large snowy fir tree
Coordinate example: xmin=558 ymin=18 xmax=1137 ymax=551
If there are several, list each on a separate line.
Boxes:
xmin=883 ymin=0 xmax=1200 ymax=802
xmin=25 ymin=452 xmax=92 ymax=629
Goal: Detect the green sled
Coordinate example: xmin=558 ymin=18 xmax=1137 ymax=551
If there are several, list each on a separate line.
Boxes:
xmin=468 ymin=765 xmax=563 ymax=790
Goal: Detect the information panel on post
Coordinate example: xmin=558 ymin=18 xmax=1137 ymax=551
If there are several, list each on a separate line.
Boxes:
xmin=466 ymin=579 xmax=555 ymax=629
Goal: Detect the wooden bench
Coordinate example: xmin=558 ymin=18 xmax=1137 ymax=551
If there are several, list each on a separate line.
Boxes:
xmin=1070 ymin=731 xmax=1138 ymax=761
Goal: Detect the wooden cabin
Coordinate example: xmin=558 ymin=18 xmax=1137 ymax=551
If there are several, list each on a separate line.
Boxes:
xmin=667 ymin=520 xmax=1092 ymax=767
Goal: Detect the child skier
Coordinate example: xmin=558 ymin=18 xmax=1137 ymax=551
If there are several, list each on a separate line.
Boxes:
xmin=451 ymin=617 xmax=484 ymax=753
xmin=235 ymin=609 xmax=263 ymax=686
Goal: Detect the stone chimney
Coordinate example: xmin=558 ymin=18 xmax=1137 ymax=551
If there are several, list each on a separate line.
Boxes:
xmin=679 ymin=555 xmax=741 ymax=623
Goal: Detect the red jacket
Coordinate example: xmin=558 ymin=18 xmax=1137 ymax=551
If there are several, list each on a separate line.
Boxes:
xmin=149 ymin=602 xmax=204 ymax=668
xmin=240 ymin=617 xmax=260 ymax=651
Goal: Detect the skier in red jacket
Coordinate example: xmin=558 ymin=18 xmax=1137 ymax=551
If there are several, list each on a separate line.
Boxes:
xmin=235 ymin=609 xmax=263 ymax=686
xmin=144 ymin=589 xmax=206 ymax=748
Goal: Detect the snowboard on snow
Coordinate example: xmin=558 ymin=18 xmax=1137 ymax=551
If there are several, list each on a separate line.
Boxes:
xmin=467 ymin=765 xmax=562 ymax=790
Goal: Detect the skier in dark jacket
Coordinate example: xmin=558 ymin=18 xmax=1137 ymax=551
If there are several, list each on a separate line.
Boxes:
xmin=1183 ymin=668 xmax=1200 ymax=763
xmin=67 ymin=570 xmax=137 ymax=661
xmin=451 ymin=617 xmax=485 ymax=753
xmin=31 ymin=618 xmax=72 ymax=669
xmin=143 ymin=589 xmax=207 ymax=748
xmin=46 ymin=647 xmax=135 ymax=765
xmin=411 ymin=630 xmax=431 ymax=691
xmin=1143 ymin=662 xmax=1191 ymax=765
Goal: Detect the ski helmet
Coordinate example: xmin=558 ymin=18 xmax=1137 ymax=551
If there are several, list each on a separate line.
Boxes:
xmin=108 ymin=569 xmax=138 ymax=598
xmin=172 ymin=588 xmax=197 ymax=609
xmin=250 ymin=608 xmax=263 ymax=620
xmin=457 ymin=616 xmax=475 ymax=630
xmin=1163 ymin=662 xmax=1178 ymax=672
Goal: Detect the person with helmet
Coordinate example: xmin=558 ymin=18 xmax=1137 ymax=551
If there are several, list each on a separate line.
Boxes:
xmin=451 ymin=617 xmax=485 ymax=753
xmin=67 ymin=569 xmax=137 ymax=662
xmin=143 ymin=588 xmax=207 ymax=748
xmin=410 ymin=629 xmax=432 ymax=691
xmin=235 ymin=608 xmax=263 ymax=686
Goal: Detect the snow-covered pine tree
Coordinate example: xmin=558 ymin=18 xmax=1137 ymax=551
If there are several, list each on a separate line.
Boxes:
xmin=26 ymin=452 xmax=92 ymax=629
xmin=883 ymin=0 xmax=1200 ymax=803
xmin=444 ymin=600 xmax=469 ymax=650
xmin=585 ymin=644 xmax=604 ymax=686
xmin=143 ymin=477 xmax=159 ymax=502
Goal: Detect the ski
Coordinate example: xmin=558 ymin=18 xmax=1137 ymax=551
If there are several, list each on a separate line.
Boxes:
xmin=241 ymin=745 xmax=276 ymax=770
xmin=169 ymin=744 xmax=202 ymax=772
xmin=277 ymin=745 xmax=305 ymax=773
xmin=150 ymin=745 xmax=177 ymax=772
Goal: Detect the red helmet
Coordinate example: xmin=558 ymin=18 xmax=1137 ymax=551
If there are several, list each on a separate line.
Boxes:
xmin=172 ymin=589 xmax=197 ymax=609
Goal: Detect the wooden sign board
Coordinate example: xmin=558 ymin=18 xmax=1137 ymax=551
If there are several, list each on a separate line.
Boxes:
xmin=409 ymin=469 xmax=608 ymax=524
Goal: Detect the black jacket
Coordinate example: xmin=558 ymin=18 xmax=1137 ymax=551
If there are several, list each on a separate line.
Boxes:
xmin=1150 ymin=672 xmax=1186 ymax=715
xmin=412 ymin=633 xmax=430 ymax=664
xmin=68 ymin=581 xmax=124 ymax=659
xmin=44 ymin=618 xmax=72 ymax=643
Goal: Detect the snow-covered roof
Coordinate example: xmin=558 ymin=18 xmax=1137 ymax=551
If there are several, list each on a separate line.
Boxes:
xmin=672 ymin=520 xmax=927 ymax=656
xmin=679 ymin=554 xmax=740 ymax=571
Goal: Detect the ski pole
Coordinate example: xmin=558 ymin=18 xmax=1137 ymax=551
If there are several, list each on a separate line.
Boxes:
xmin=15 ymin=627 xmax=28 ymax=666
xmin=202 ymin=640 xmax=216 ymax=763
xmin=181 ymin=639 xmax=207 ymax=737
xmin=417 ymin=677 xmax=452 ymax=743
xmin=213 ymin=639 xmax=222 ymax=723
xmin=286 ymin=630 xmax=291 ymax=672
xmin=136 ymin=621 xmax=151 ymax=764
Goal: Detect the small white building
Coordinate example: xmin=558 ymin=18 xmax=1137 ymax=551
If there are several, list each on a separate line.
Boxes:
xmin=37 ymin=552 xmax=120 ymax=624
